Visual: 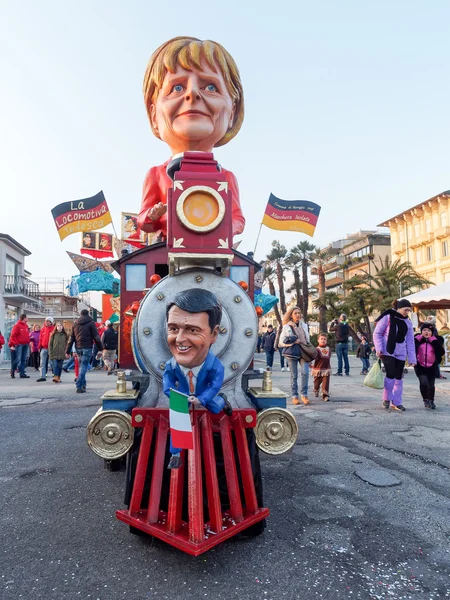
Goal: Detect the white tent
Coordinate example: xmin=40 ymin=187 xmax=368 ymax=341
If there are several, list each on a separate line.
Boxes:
xmin=403 ymin=281 xmax=450 ymax=309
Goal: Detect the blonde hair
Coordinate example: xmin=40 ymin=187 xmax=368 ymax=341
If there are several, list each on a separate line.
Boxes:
xmin=282 ymin=306 xmax=302 ymax=326
xmin=143 ymin=36 xmax=244 ymax=147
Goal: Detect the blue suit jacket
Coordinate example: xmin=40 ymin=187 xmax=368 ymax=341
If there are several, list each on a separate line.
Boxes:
xmin=163 ymin=350 xmax=225 ymax=414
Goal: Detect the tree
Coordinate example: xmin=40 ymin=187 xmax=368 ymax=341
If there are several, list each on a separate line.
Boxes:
xmin=349 ymin=257 xmax=431 ymax=313
xmin=266 ymin=241 xmax=288 ymax=315
xmin=310 ymin=247 xmax=334 ymax=333
xmin=289 ymin=241 xmax=315 ymax=318
xmin=285 ymin=247 xmax=303 ymax=307
xmin=262 ymin=263 xmax=283 ymax=328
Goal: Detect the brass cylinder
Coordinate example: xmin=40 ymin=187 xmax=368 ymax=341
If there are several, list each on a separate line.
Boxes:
xmin=262 ymin=368 xmax=272 ymax=392
xmin=116 ymin=371 xmax=127 ymax=394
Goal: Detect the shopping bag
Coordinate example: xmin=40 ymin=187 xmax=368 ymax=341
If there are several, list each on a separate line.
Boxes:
xmin=363 ymin=359 xmax=384 ymax=389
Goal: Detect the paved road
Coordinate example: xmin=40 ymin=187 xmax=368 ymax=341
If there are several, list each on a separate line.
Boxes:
xmin=1 ymin=357 xmax=450 ymax=599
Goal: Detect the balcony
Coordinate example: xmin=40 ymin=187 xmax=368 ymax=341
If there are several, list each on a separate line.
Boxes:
xmin=3 ymin=275 xmax=41 ymax=301
xmin=435 ymin=226 xmax=450 ymax=240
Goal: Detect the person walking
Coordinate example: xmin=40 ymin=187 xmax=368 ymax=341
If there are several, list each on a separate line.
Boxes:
xmin=66 ymin=310 xmax=103 ymax=393
xmin=102 ymin=321 xmax=118 ymax=375
xmin=329 ymin=314 xmax=350 ymax=376
xmin=311 ymin=333 xmax=332 ymax=401
xmin=37 ymin=317 xmax=55 ymax=382
xmin=274 ymin=326 xmax=289 ymax=372
xmin=373 ymin=299 xmax=416 ymax=411
xmin=356 ymin=335 xmax=371 ymax=375
xmin=279 ymin=306 xmax=310 ymax=405
xmin=262 ymin=324 xmax=276 ymax=370
xmin=0 ymin=330 xmax=5 ymax=362
xmin=8 ymin=314 xmax=31 ymax=378
xmin=29 ymin=324 xmax=41 ymax=371
xmin=49 ymin=322 xmax=68 ymax=383
xmin=414 ymin=323 xmax=444 ymax=409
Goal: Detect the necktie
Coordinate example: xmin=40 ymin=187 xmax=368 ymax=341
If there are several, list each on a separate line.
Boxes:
xmin=187 ymin=370 xmax=195 ymax=394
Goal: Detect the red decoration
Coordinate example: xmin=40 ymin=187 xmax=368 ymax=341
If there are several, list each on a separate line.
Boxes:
xmin=116 ymin=408 xmax=269 ymax=556
xmin=255 ymin=306 xmax=263 ymax=317
xmin=238 ymin=280 xmax=248 ymax=291
xmin=149 ymin=274 xmax=162 ymax=286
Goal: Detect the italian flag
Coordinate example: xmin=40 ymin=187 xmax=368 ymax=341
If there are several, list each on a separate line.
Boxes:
xmin=169 ymin=389 xmax=194 ymax=449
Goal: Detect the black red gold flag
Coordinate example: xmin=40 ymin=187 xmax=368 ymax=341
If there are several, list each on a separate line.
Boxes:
xmin=51 ymin=191 xmax=112 ymax=241
xmin=261 ymin=194 xmax=321 ymax=237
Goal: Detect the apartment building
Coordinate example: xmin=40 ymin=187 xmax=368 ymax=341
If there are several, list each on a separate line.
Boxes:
xmin=379 ymin=190 xmax=450 ymax=284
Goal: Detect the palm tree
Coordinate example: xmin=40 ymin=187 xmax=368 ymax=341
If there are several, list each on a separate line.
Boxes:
xmin=289 ymin=241 xmax=316 ymax=318
xmin=262 ymin=263 xmax=283 ymax=327
xmin=285 ymin=246 xmax=303 ymax=307
xmin=310 ymin=247 xmax=334 ymax=332
xmin=266 ymin=241 xmax=288 ymax=315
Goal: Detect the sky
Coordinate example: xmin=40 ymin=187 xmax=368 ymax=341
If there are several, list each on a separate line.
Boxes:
xmin=1 ymin=0 xmax=450 ymax=286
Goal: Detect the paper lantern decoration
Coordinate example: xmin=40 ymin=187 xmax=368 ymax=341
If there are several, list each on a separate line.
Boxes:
xmin=149 ymin=274 xmax=162 ymax=286
xmin=238 ymin=280 xmax=248 ymax=291
xmin=255 ymin=306 xmax=264 ymax=317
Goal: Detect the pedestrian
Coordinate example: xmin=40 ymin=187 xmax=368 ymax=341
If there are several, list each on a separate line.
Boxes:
xmin=65 ymin=309 xmax=103 ymax=393
xmin=102 ymin=320 xmax=118 ymax=375
xmin=373 ymin=298 xmax=416 ymax=411
xmin=424 ymin=316 xmax=447 ymax=379
xmin=49 ymin=322 xmax=68 ymax=383
xmin=29 ymin=324 xmax=41 ymax=371
xmin=274 ymin=326 xmax=289 ymax=372
xmin=279 ymin=306 xmax=310 ymax=405
xmin=329 ymin=314 xmax=350 ymax=376
xmin=0 ymin=329 xmax=5 ymax=361
xmin=356 ymin=335 xmax=371 ymax=374
xmin=262 ymin=324 xmax=276 ymax=370
xmin=257 ymin=333 xmax=262 ymax=353
xmin=414 ymin=323 xmax=445 ymax=409
xmin=311 ymin=333 xmax=331 ymax=401
xmin=8 ymin=314 xmax=31 ymax=378
xmin=37 ymin=317 xmax=55 ymax=382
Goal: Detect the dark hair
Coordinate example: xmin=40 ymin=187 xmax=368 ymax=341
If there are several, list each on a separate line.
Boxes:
xmin=19 ymin=314 xmax=27 ymax=320
xmin=166 ymin=288 xmax=222 ymax=331
xmin=267 ymin=324 xmax=273 ymax=329
xmin=80 ymin=309 xmax=89 ymax=317
xmin=393 ymin=298 xmax=412 ymax=310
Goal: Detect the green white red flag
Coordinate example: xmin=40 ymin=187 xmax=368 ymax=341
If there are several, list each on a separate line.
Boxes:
xmin=169 ymin=389 xmax=193 ymax=449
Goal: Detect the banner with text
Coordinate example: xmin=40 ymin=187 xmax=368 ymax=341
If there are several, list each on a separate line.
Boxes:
xmin=51 ymin=191 xmax=112 ymax=241
xmin=261 ymin=194 xmax=321 ymax=237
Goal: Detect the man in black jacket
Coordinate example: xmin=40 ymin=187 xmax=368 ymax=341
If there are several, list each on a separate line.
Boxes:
xmin=262 ymin=324 xmax=276 ymax=369
xmin=329 ymin=313 xmax=350 ymax=376
xmin=66 ymin=309 xmax=103 ymax=393
xmin=102 ymin=321 xmax=118 ymax=375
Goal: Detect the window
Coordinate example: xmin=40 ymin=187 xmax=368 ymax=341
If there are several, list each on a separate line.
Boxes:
xmin=414 ymin=223 xmax=420 ymax=238
xmin=441 ymin=212 xmax=447 ymax=228
xmin=425 ymin=219 xmax=432 ymax=233
xmin=229 ymin=266 xmax=250 ymax=286
xmin=125 ymin=264 xmax=146 ymax=291
xmin=443 ymin=241 xmax=449 ymax=258
xmin=5 ymin=257 xmax=19 ymax=277
xmin=415 ymin=250 xmax=421 ymax=265
xmin=426 ymin=246 xmax=433 ymax=262
xmin=399 ymin=230 xmax=404 ymax=244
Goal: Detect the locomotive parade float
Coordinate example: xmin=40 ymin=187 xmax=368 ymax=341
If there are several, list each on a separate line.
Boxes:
xmin=86 ymin=36 xmax=298 ymax=556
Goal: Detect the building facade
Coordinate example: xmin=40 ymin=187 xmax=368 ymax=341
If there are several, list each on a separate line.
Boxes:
xmin=0 ymin=234 xmax=46 ymax=363
xmin=379 ymin=190 xmax=450 ymax=285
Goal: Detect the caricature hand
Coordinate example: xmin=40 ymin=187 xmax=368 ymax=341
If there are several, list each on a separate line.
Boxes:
xmin=188 ymin=395 xmax=201 ymax=405
xmin=148 ymin=202 xmax=167 ymax=221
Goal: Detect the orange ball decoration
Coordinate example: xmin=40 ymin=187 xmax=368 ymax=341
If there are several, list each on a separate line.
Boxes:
xmin=149 ymin=274 xmax=162 ymax=286
xmin=131 ymin=301 xmax=141 ymax=315
xmin=238 ymin=280 xmax=249 ymax=291
xmin=255 ymin=306 xmax=263 ymax=317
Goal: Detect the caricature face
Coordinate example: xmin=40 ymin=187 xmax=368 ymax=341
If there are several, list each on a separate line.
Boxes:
xmin=150 ymin=60 xmax=235 ymax=155
xmin=83 ymin=234 xmax=93 ymax=247
xmin=124 ymin=219 xmax=137 ymax=233
xmin=167 ymin=305 xmax=219 ymax=368
xmin=100 ymin=237 xmax=110 ymax=248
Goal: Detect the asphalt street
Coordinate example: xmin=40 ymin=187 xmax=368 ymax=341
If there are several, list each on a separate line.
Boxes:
xmin=1 ymin=356 xmax=450 ymax=600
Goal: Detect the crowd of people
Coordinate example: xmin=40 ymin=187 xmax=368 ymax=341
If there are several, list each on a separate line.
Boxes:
xmin=5 ymin=311 xmax=119 ymax=392
xmin=258 ymin=299 xmax=449 ymax=412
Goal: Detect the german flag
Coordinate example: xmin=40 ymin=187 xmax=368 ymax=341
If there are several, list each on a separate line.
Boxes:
xmin=262 ymin=194 xmax=321 ymax=237
xmin=51 ymin=191 xmax=112 ymax=241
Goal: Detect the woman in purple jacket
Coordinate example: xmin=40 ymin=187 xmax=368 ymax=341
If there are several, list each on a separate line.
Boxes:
xmin=373 ymin=298 xmax=416 ymax=411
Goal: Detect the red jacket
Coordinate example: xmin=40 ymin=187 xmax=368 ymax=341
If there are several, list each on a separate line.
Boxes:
xmin=39 ymin=324 xmax=55 ymax=350
xmin=9 ymin=320 xmax=31 ymax=347
xmin=0 ymin=334 xmax=5 ymax=349
xmin=138 ymin=161 xmax=245 ymax=237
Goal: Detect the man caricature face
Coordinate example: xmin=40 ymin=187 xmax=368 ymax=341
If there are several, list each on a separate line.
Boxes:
xmin=167 ymin=305 xmax=219 ymax=368
xmin=150 ymin=60 xmax=235 ymax=155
